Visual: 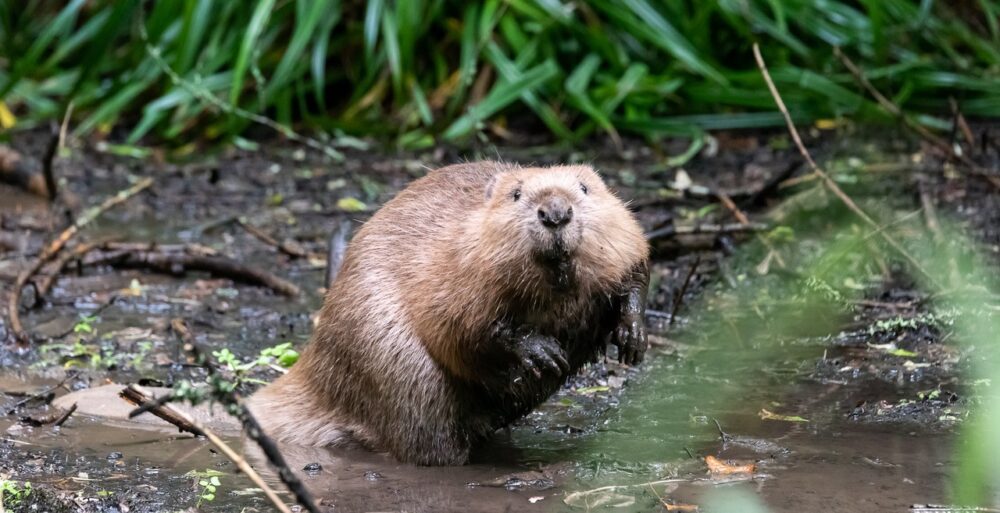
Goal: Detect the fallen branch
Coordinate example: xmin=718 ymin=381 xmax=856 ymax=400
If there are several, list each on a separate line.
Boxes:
xmin=80 ymin=242 xmax=301 ymax=297
xmin=833 ymin=46 xmax=1000 ymax=190
xmin=7 ymin=177 xmax=153 ymax=344
xmin=645 ymin=221 xmax=768 ymax=242
xmin=120 ymin=385 xmax=293 ymax=513
xmin=753 ymin=44 xmax=938 ymax=288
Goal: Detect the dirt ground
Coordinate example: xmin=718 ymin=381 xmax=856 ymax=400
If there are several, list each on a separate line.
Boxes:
xmin=1 ymin=125 xmax=998 ymax=512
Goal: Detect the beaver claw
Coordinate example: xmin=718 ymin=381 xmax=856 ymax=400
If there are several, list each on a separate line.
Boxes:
xmin=612 ymin=312 xmax=646 ymax=365
xmin=512 ymin=333 xmax=570 ymax=378
xmin=612 ymin=261 xmax=649 ymax=366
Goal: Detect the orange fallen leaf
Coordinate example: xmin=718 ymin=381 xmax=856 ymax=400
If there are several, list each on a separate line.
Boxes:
xmin=704 ymin=455 xmax=756 ymax=475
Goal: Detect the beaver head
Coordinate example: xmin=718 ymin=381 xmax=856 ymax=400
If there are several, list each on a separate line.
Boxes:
xmin=472 ymin=164 xmax=648 ymax=295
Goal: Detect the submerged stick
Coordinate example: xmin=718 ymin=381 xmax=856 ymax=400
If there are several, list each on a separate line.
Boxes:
xmin=7 ymin=177 xmax=153 ymax=344
xmin=752 ymin=44 xmax=938 ymax=288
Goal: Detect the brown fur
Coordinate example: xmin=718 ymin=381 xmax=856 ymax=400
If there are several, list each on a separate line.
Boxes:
xmin=248 ymin=161 xmax=649 ymax=465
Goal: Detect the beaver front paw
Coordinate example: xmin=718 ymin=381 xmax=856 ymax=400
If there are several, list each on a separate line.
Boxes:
xmin=612 ymin=311 xmax=646 ymax=365
xmin=510 ymin=333 xmax=570 ymax=379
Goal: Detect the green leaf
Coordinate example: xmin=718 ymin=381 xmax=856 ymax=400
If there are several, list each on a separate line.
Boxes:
xmin=229 ymin=0 xmax=276 ymax=106
xmin=443 ymin=59 xmax=558 ymax=140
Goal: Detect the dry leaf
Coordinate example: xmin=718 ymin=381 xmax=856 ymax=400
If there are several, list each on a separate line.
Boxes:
xmin=758 ymin=408 xmax=809 ymax=423
xmin=704 ymin=455 xmax=755 ymax=475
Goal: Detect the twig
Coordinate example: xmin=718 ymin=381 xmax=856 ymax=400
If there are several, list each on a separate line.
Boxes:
xmin=120 ymin=385 xmax=293 ymax=513
xmin=53 ymin=402 xmax=77 ymax=427
xmin=3 ymin=372 xmax=78 ymax=415
xmin=237 ymin=219 xmax=309 ymax=258
xmin=7 ymin=177 xmax=153 ymax=344
xmin=171 ymin=318 xmax=198 ymax=365
xmin=669 ymin=256 xmax=701 ymax=327
xmin=34 ymin=240 xmax=109 ymax=300
xmin=58 ymin=101 xmax=74 ymax=152
xmin=645 ymin=221 xmax=768 ymax=242
xmin=949 ymin=98 xmax=976 ymax=149
xmin=81 ymin=242 xmax=301 ymax=297
xmin=230 ymin=396 xmax=320 ymax=513
xmin=712 ymin=418 xmax=730 ymax=444
xmin=717 ymin=189 xmax=785 ymax=268
xmin=41 ymin=122 xmax=59 ymax=200
xmin=753 ymin=44 xmax=939 ymax=288
xmin=715 ymin=191 xmax=750 ymax=225
xmin=833 ymin=46 xmax=1000 ymax=189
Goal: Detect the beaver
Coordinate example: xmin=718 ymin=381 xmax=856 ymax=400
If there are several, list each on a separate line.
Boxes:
xmin=248 ymin=161 xmax=650 ymax=465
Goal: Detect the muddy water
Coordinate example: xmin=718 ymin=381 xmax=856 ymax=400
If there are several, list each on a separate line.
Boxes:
xmin=0 ymin=328 xmax=957 ymax=513
xmin=0 ymin=138 xmax=976 ymax=512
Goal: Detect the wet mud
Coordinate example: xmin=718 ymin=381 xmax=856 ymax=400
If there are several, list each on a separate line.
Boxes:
xmin=1 ymin=127 xmax=996 ymax=512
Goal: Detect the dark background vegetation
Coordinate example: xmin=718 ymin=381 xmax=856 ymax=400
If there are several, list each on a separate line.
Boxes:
xmin=1 ymin=0 xmax=999 ymax=149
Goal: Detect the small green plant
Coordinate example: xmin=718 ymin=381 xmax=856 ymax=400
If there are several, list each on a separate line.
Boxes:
xmin=186 ymin=470 xmax=223 ymax=506
xmin=1 ymin=480 xmax=33 ymax=508
xmin=213 ymin=342 xmax=300 ymax=386
xmin=72 ymin=314 xmax=98 ymax=334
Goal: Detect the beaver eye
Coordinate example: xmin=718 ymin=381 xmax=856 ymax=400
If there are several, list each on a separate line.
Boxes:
xmin=512 ymin=188 xmax=521 ymax=201
xmin=580 ymin=182 xmax=588 ymax=195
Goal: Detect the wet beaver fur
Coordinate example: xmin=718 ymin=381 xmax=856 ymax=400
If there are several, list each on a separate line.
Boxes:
xmin=249 ymin=161 xmax=650 ymax=465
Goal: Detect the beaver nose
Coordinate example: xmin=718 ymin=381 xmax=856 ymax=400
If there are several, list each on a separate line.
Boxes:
xmin=537 ymin=197 xmax=573 ymax=229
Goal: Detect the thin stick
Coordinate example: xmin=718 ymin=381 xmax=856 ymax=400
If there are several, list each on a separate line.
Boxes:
xmin=833 ymin=46 xmax=1000 ymax=190
xmin=236 ymin=219 xmax=309 ymax=258
xmin=120 ymin=385 xmax=293 ymax=513
xmin=645 ymin=221 xmax=768 ymax=241
xmin=41 ymin=122 xmax=59 ymax=200
xmin=716 ymin=190 xmax=785 ymax=268
xmin=669 ymin=256 xmax=701 ymax=327
xmin=7 ymin=177 xmax=153 ymax=344
xmin=715 ymin=191 xmax=750 ymax=226
xmin=53 ymin=402 xmax=77 ymax=427
xmin=58 ymin=102 xmax=74 ymax=151
xmin=753 ymin=44 xmax=938 ymax=288
xmin=35 ymin=240 xmax=108 ymax=299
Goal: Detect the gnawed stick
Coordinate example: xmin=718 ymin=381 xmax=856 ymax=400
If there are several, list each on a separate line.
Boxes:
xmin=7 ymin=177 xmax=153 ymax=344
xmin=752 ymin=44 xmax=939 ymax=289
xmin=120 ymin=385 xmax=293 ymax=513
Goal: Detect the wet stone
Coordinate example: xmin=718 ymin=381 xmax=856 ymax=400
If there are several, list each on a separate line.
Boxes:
xmin=302 ymin=462 xmax=322 ymax=474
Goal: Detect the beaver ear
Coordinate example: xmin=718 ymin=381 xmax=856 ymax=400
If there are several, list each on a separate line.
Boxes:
xmin=484 ymin=174 xmax=500 ymax=200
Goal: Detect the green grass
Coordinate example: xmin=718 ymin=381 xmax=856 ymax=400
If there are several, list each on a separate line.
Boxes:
xmin=1 ymin=0 xmax=999 ymax=149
